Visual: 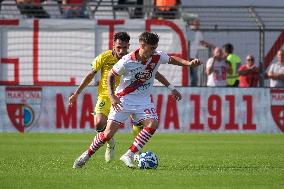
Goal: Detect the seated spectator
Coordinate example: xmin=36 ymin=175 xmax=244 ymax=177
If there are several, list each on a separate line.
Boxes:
xmin=154 ymin=0 xmax=180 ymax=19
xmin=206 ymin=47 xmax=232 ymax=87
xmin=115 ymin=0 xmax=144 ymax=18
xmin=266 ymin=49 xmax=284 ymax=88
xmin=16 ymin=0 xmax=50 ymax=18
xmin=238 ymin=54 xmax=259 ymax=87
xmin=131 ymin=0 xmax=143 ymax=18
xmin=62 ymin=0 xmax=88 ymax=18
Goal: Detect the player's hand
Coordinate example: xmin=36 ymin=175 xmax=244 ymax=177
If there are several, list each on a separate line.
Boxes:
xmin=171 ymin=89 xmax=182 ymax=101
xmin=69 ymin=93 xmax=78 ymax=107
xmin=110 ymin=95 xmax=122 ymax=112
xmin=189 ymin=59 xmax=202 ymax=67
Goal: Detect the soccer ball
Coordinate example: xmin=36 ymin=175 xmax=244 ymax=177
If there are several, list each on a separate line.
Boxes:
xmin=138 ymin=151 xmax=158 ymax=169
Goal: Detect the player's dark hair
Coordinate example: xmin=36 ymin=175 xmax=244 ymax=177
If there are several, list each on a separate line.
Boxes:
xmin=223 ymin=43 xmax=234 ymax=54
xmin=139 ymin=32 xmax=159 ymax=45
xmin=114 ymin=32 xmax=130 ymax=43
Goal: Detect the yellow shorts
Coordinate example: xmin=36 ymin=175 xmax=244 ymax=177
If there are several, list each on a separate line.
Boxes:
xmin=94 ymin=96 xmax=111 ymax=117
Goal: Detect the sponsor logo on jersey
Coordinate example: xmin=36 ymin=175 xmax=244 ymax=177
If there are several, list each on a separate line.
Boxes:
xmin=270 ymin=89 xmax=284 ymax=132
xmin=5 ymin=87 xmax=42 ymax=132
xmin=99 ymin=101 xmax=105 ymax=108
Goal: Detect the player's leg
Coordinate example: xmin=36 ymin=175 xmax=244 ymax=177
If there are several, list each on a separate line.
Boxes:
xmin=130 ymin=115 xmax=144 ymax=162
xmin=120 ymin=118 xmax=158 ymax=168
xmin=73 ymin=120 xmax=120 ymax=168
xmin=72 ymin=112 xmax=108 ymax=169
xmin=120 ymin=104 xmax=158 ymax=168
xmin=73 ymin=105 xmax=129 ymax=168
xmin=132 ymin=123 xmax=143 ymax=137
xmin=88 ymin=120 xmax=120 ymax=156
xmin=132 ymin=123 xmax=143 ymax=161
xmin=94 ymin=97 xmax=115 ymax=163
xmin=73 ymin=98 xmax=110 ymax=168
xmin=94 ymin=113 xmax=115 ymax=163
xmin=130 ymin=114 xmax=144 ymax=137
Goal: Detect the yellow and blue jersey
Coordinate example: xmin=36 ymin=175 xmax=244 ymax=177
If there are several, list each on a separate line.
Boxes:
xmin=92 ymin=50 xmax=120 ymax=98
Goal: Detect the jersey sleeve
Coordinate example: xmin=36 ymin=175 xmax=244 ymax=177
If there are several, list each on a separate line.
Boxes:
xmin=91 ymin=54 xmax=104 ymax=72
xmin=159 ymin=51 xmax=170 ymax=64
xmin=112 ymin=59 xmax=125 ymax=76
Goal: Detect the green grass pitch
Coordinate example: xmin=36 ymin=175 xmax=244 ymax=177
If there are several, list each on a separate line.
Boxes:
xmin=0 ymin=133 xmax=283 ymax=189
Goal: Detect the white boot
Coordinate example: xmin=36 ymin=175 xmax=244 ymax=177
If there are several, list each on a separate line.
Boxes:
xmin=73 ymin=150 xmax=90 ymax=169
xmin=105 ymin=138 xmax=115 ymax=163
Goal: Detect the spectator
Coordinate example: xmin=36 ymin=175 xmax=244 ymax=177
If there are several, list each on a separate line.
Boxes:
xmin=186 ymin=18 xmax=214 ymax=86
xmin=266 ymin=49 xmax=284 ymax=87
xmin=62 ymin=0 xmax=88 ymax=18
xmin=115 ymin=0 xmax=144 ymax=18
xmin=154 ymin=0 xmax=180 ymax=19
xmin=16 ymin=0 xmax=50 ymax=18
xmin=238 ymin=54 xmax=259 ymax=87
xmin=223 ymin=43 xmax=241 ymax=87
xmin=206 ymin=47 xmax=232 ymax=87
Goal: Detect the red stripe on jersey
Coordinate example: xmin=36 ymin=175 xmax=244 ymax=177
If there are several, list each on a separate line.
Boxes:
xmin=130 ymin=49 xmax=140 ymax=61
xmin=116 ymin=55 xmax=160 ymax=97
xmin=151 ymin=55 xmax=160 ymax=64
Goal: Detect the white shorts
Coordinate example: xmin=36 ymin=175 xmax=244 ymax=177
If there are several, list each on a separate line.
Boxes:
xmin=108 ymin=102 xmax=158 ymax=125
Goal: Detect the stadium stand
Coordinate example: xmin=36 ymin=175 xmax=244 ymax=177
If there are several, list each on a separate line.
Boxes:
xmin=43 ymin=0 xmax=63 ymax=18
xmin=1 ymin=2 xmax=284 ymax=86
xmin=16 ymin=0 xmax=50 ymax=18
xmin=0 ymin=0 xmax=22 ymax=18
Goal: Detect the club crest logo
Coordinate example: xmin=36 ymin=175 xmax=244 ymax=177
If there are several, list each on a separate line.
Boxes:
xmin=270 ymin=89 xmax=284 ymax=132
xmin=5 ymin=87 xmax=42 ymax=133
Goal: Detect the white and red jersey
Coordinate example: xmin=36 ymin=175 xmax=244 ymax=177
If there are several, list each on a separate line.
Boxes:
xmin=206 ymin=57 xmax=228 ymax=87
xmin=111 ymin=49 xmax=170 ymax=105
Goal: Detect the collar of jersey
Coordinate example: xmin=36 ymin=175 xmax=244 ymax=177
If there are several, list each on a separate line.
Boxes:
xmin=131 ymin=48 xmax=154 ymax=65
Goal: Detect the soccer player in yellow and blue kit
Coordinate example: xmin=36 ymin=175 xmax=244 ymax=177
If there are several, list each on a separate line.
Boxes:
xmin=69 ymin=32 xmax=130 ymax=163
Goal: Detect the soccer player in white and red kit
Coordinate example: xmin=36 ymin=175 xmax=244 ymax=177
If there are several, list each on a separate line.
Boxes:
xmin=73 ymin=32 xmax=201 ymax=168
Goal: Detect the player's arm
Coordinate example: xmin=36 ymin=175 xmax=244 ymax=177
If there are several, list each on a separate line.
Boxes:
xmin=107 ymin=70 xmax=122 ymax=112
xmin=69 ymin=70 xmax=96 ymax=107
xmin=155 ymin=71 xmax=171 ymax=87
xmin=169 ymin=56 xmax=201 ymax=67
xmin=155 ymin=71 xmax=182 ymax=101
